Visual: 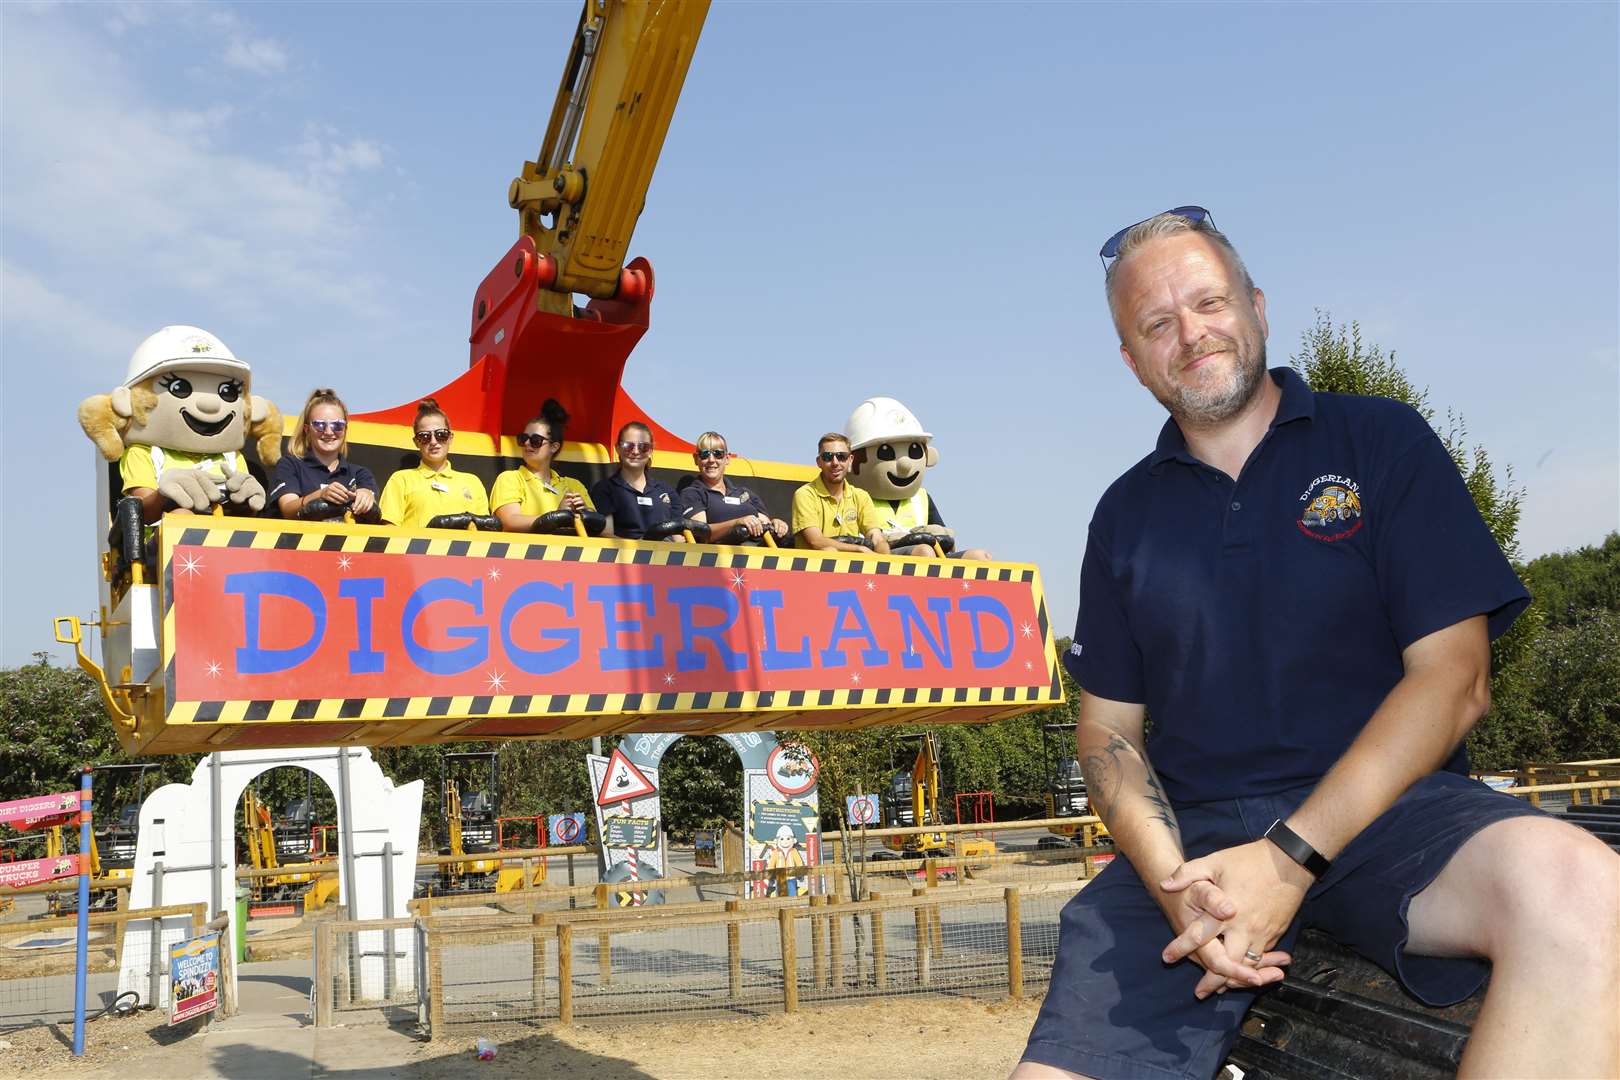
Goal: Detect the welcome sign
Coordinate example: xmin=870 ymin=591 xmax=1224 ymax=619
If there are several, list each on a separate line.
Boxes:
xmin=148 ymin=518 xmax=1062 ymax=751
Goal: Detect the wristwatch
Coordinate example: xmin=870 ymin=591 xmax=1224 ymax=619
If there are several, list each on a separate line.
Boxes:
xmin=1264 ymin=819 xmax=1331 ymax=879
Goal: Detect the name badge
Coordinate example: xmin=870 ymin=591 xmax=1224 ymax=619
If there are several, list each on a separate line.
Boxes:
xmin=431 ymin=481 xmax=449 ymax=493
xmin=543 ymin=481 xmax=559 ymax=494
xmin=636 ymin=496 xmax=654 ymax=507
xmin=723 ymin=495 xmax=742 ymax=505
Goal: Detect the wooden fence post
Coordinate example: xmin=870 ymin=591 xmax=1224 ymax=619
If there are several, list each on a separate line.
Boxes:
xmin=913 ymin=887 xmax=931 ymax=986
xmin=779 ymin=907 xmax=799 ymax=1013
xmin=810 ymin=895 xmax=827 ymax=990
xmin=1005 ymin=887 xmax=1023 ymax=1000
xmin=828 ymin=895 xmax=843 ymax=989
xmin=595 ymin=884 xmax=612 ymax=985
xmin=314 ymin=921 xmax=334 ymax=1027
xmin=726 ymin=900 xmax=742 ymax=999
xmin=427 ymin=930 xmax=445 ymax=1039
xmin=531 ymin=913 xmax=547 ymax=1014
xmin=871 ymin=891 xmax=887 ymax=989
xmin=557 ymin=924 xmax=574 ymax=1025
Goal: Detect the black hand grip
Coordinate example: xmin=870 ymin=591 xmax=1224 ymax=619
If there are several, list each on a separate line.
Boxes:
xmin=426 ymin=512 xmax=473 ymax=531
xmin=642 ymin=519 xmax=689 ymax=541
xmin=577 ymin=510 xmax=608 ymax=537
xmin=531 ymin=510 xmax=577 ymax=535
xmin=894 ymin=531 xmax=955 ymax=554
xmin=296 ymin=497 xmax=345 ymax=521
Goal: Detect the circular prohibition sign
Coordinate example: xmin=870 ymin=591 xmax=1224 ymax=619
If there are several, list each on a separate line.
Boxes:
xmin=555 ymin=816 xmax=583 ymax=843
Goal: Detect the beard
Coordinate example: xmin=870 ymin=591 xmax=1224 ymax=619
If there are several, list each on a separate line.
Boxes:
xmin=1150 ymin=334 xmax=1268 ymax=427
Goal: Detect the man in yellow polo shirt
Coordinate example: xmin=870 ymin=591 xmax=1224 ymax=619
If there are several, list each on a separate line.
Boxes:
xmin=790 ymin=433 xmax=892 ymax=553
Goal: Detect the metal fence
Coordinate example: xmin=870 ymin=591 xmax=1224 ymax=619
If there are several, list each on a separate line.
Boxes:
xmin=313 ymin=916 xmax=419 ymax=1027
xmin=0 ymin=903 xmax=206 ymax=1030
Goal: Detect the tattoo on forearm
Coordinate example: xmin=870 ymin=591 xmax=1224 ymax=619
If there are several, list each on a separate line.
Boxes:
xmin=1079 ymin=732 xmax=1180 ymax=842
xmin=1079 ymin=733 xmax=1132 ymax=819
xmin=1142 ymin=767 xmax=1181 ymax=843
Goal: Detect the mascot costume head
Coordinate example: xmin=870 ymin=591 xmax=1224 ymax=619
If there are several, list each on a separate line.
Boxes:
xmin=79 ymin=325 xmax=281 ymax=513
xmin=845 ymin=396 xmax=989 ymax=560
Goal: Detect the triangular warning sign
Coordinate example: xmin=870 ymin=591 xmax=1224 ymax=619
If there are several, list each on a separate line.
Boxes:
xmin=596 ymin=748 xmax=657 ymax=806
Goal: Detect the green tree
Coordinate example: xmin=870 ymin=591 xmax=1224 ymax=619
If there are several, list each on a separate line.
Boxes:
xmin=1291 ymin=313 xmax=1543 ymax=766
xmin=1523 ymin=533 xmax=1620 ymax=629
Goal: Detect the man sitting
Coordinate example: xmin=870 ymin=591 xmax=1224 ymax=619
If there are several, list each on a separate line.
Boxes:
xmin=790 ymin=433 xmax=890 ymax=553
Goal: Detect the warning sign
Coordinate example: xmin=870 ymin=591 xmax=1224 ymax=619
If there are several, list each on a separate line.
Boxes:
xmin=845 ymin=794 xmax=879 ymax=827
xmin=548 ymin=813 xmax=586 ymax=846
xmin=596 ymin=748 xmax=657 ymax=806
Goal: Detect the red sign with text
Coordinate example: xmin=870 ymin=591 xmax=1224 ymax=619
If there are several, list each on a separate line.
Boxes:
xmin=0 ymin=854 xmax=81 ymax=889
xmin=168 ymin=545 xmax=1050 ymax=704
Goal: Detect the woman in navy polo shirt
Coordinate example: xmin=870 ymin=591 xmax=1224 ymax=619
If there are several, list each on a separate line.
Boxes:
xmin=679 ymin=430 xmax=788 ymax=543
xmin=269 ymin=388 xmax=379 ymax=521
xmin=588 ymin=422 xmax=684 ymax=541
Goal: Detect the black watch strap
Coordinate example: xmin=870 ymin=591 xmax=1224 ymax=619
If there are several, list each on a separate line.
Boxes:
xmin=1264 ymin=819 xmax=1331 ymax=878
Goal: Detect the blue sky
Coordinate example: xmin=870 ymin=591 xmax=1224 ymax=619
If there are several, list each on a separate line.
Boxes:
xmin=3 ymin=1 xmax=1616 ymax=667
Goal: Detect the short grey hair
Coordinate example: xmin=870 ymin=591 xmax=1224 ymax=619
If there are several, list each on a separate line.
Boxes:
xmin=1104 ymin=212 xmax=1256 ymax=336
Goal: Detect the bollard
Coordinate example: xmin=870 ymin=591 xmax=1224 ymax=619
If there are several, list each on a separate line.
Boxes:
xmin=1006 ymin=887 xmax=1023 ymax=999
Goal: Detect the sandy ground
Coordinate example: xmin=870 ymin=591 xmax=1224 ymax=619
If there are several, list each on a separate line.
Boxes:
xmin=0 ymin=993 xmax=1043 ymax=1079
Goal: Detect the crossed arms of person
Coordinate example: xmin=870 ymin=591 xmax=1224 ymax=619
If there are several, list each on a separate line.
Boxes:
xmin=1078 ymin=614 xmax=1492 ymax=998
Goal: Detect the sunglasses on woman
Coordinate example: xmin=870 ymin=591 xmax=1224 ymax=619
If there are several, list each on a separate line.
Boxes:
xmin=308 ymin=419 xmax=347 ymax=435
xmin=619 ymin=440 xmax=652 ymax=454
xmin=414 ymin=428 xmax=452 ymax=446
xmin=516 ymin=433 xmax=557 ymax=449
xmin=696 ymin=448 xmax=729 ymax=461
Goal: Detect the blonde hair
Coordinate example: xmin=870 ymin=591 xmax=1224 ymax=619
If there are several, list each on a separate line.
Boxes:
xmin=290 ymin=388 xmax=349 ymax=458
xmin=695 ymin=430 xmax=727 ymax=451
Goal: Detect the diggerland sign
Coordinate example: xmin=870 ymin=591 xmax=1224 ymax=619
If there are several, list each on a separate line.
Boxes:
xmin=164 ymin=530 xmax=1055 ymax=706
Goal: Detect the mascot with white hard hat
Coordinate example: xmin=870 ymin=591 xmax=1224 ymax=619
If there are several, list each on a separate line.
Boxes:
xmin=79 ymin=326 xmax=282 ymax=517
xmin=845 ymin=396 xmax=990 ymax=560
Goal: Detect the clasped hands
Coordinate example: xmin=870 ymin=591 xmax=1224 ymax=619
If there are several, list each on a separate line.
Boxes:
xmin=1155 ymin=838 xmax=1313 ymax=1000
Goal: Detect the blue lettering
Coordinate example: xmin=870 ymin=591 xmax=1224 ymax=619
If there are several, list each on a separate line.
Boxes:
xmin=401 ymin=578 xmax=488 ymax=675
xmin=820 ymin=590 xmax=890 ymax=668
xmin=587 ymin=584 xmax=663 ymax=671
xmin=748 ymin=590 xmax=812 ymax=671
xmin=960 ymin=596 xmax=1015 ymax=669
xmin=888 ymin=595 xmax=954 ymax=669
xmin=500 ymin=581 xmax=580 ymax=675
xmin=670 ymin=586 xmax=747 ymax=673
xmin=339 ymin=578 xmax=386 ymax=674
xmin=227 ymin=571 xmax=325 ymax=675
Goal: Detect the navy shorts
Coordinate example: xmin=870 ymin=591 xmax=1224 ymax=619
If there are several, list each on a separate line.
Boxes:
xmin=1021 ymin=771 xmax=1546 ymax=1080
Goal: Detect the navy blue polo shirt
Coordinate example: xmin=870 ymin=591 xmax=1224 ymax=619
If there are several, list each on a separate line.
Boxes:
xmin=268 ymin=451 xmax=377 ymax=506
xmin=589 ymin=471 xmax=681 ymax=539
xmin=1067 ymin=368 xmax=1528 ymax=805
xmin=679 ymin=478 xmax=769 ymax=524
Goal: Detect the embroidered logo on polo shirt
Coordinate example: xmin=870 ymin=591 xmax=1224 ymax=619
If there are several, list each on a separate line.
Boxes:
xmin=1297 ymin=474 xmax=1363 ymax=542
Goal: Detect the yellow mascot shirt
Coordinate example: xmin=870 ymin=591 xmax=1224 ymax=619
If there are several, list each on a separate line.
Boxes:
xmin=489 ymin=468 xmax=594 ymax=516
xmin=379 ymin=463 xmax=489 ymax=528
xmin=120 ymin=445 xmax=239 ymax=493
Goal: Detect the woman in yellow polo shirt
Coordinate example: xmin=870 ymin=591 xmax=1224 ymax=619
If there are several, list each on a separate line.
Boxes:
xmin=491 ymin=398 xmax=601 ymax=532
xmin=378 ymin=398 xmax=490 ymax=528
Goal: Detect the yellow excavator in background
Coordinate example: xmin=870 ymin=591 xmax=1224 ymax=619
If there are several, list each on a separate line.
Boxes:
xmin=880 ymin=733 xmax=995 ymax=863
xmin=241 ymin=789 xmax=339 ymax=914
xmin=431 ymin=752 xmax=544 ymax=896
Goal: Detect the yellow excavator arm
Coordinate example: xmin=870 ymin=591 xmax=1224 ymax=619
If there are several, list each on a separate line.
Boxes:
xmin=508 ymin=0 xmax=710 ymax=314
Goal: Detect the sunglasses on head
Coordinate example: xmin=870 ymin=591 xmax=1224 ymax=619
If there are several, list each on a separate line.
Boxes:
xmin=819 ymin=451 xmax=851 ymax=463
xmin=414 ymin=428 xmax=452 ymax=446
xmin=695 ymin=448 xmax=729 ymax=461
xmin=1099 ymin=205 xmax=1213 ymax=269
xmin=619 ymin=440 xmax=652 ymax=454
xmin=308 ymin=419 xmax=347 ymax=435
xmin=516 ymin=432 xmax=557 ymax=449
